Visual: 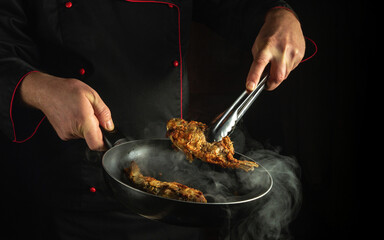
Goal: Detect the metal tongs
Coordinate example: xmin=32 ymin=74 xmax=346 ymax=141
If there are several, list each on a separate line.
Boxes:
xmin=207 ymin=73 xmax=269 ymax=142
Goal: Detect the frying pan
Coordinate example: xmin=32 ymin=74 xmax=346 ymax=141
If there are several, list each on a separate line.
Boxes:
xmin=102 ymin=132 xmax=273 ymax=227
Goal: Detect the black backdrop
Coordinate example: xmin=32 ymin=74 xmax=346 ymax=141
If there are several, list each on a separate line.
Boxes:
xmin=1 ymin=1 xmax=367 ymax=239
xmin=188 ymin=1 xmax=367 ymax=239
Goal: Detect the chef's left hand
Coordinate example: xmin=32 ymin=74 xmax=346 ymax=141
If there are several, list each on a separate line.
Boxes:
xmin=246 ymin=8 xmax=305 ymax=91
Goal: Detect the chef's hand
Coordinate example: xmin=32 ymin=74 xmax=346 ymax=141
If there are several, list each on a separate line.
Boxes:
xmin=246 ymin=8 xmax=305 ymax=91
xmin=19 ymin=71 xmax=114 ymax=151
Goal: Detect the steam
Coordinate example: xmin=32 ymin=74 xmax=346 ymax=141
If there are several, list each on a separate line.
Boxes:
xmin=230 ymin=146 xmax=302 ymax=240
xmin=127 ymin=138 xmax=302 ymax=240
xmin=110 ymin=121 xmax=302 ymax=240
xmin=134 ymin=147 xmax=268 ymax=204
xmin=121 ymin=136 xmax=302 ymax=239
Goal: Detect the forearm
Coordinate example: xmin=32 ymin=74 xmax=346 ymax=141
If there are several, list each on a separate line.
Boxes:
xmin=18 ymin=71 xmax=74 ymax=113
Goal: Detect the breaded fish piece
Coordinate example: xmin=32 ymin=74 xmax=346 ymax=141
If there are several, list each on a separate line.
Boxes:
xmin=125 ymin=161 xmax=207 ymax=203
xmin=166 ymin=118 xmax=258 ymax=172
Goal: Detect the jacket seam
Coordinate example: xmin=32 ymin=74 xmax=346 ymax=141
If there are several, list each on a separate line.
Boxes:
xmin=124 ymin=0 xmax=183 ymax=118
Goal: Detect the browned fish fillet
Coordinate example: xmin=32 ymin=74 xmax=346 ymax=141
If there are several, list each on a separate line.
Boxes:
xmin=166 ymin=118 xmax=258 ymax=172
xmin=124 ymin=161 xmax=207 ymax=203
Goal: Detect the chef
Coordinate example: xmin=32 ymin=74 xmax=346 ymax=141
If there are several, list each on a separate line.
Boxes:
xmin=0 ymin=0 xmax=305 ymax=239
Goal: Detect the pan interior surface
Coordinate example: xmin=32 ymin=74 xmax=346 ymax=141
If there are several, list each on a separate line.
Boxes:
xmin=102 ymin=139 xmax=272 ymax=205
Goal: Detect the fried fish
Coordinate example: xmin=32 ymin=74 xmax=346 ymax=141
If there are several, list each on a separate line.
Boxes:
xmin=166 ymin=118 xmax=258 ymax=172
xmin=124 ymin=161 xmax=207 ymax=203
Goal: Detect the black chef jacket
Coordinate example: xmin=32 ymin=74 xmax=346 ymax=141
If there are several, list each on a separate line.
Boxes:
xmin=0 ymin=0 xmax=293 ymax=238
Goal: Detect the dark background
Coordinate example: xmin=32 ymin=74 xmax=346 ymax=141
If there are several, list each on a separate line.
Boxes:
xmin=187 ymin=0 xmax=367 ymax=239
xmin=1 ymin=1 xmax=368 ymax=239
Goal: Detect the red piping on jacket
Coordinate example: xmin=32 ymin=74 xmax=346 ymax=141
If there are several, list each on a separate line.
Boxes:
xmin=12 ymin=1 xmax=183 ymax=143
xmin=301 ymin=36 xmax=317 ymax=63
xmin=125 ymin=0 xmax=184 ymax=119
xmin=10 ymin=70 xmax=46 ymax=143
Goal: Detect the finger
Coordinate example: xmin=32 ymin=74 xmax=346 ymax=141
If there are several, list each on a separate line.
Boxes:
xmin=246 ymin=51 xmax=271 ymax=91
xmin=88 ymin=91 xmax=115 ymax=131
xmin=82 ymin=115 xmax=106 ymax=151
xmin=266 ymin=59 xmax=287 ymax=91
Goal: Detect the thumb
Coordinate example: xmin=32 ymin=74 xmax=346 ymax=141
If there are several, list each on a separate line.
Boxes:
xmin=88 ymin=92 xmax=114 ymax=131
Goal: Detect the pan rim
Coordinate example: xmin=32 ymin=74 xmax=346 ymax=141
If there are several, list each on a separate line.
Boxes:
xmin=102 ymin=138 xmax=274 ymax=206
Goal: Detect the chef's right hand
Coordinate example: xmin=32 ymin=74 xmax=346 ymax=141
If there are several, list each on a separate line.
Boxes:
xmin=19 ymin=71 xmax=114 ymax=151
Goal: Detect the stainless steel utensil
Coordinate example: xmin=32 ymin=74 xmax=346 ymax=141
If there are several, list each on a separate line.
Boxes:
xmin=207 ymin=74 xmax=269 ymax=142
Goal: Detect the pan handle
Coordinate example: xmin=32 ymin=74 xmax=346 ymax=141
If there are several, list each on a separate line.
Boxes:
xmin=101 ymin=126 xmax=127 ymax=149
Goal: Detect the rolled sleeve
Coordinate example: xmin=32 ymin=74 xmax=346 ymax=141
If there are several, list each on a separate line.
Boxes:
xmin=0 ymin=0 xmax=44 ymax=142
